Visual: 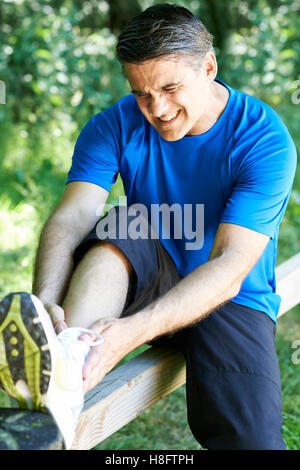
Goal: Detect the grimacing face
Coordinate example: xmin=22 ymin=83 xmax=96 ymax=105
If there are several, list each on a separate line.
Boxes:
xmin=124 ymin=53 xmax=218 ymax=141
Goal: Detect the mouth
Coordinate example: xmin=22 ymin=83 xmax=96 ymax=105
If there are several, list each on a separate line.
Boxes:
xmin=157 ymin=110 xmax=181 ymax=125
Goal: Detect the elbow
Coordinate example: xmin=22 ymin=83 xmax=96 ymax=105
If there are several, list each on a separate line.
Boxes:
xmin=213 ymin=251 xmax=244 ymax=301
xmin=229 ymin=280 xmax=242 ymax=300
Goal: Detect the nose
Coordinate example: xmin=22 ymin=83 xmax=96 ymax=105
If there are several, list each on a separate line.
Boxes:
xmin=149 ymin=93 xmax=168 ymax=118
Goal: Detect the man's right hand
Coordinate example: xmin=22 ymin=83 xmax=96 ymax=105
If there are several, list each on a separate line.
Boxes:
xmin=43 ymin=302 xmax=68 ymax=334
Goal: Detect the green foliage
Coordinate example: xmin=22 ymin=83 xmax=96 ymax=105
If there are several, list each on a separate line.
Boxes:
xmin=0 ymin=0 xmax=127 ymax=127
xmin=0 ymin=0 xmax=299 ymax=451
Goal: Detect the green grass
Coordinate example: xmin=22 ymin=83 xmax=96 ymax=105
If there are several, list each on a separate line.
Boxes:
xmin=276 ymin=307 xmax=300 ymax=450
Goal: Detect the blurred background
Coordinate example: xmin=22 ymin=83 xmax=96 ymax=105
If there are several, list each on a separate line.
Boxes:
xmin=0 ymin=0 xmax=299 ymax=450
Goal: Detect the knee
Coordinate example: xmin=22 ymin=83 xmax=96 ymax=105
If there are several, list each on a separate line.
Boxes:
xmin=81 ymin=241 xmax=134 ymax=277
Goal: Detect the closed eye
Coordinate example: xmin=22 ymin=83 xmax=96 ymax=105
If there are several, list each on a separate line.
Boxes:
xmin=134 ymin=92 xmax=150 ymax=98
xmin=131 ymin=89 xmax=150 ymax=98
xmin=164 ymin=87 xmax=178 ymax=93
xmin=132 ymin=84 xmax=181 ymax=97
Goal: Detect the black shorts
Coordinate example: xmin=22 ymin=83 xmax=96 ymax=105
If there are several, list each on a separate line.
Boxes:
xmin=74 ymin=206 xmax=285 ymax=450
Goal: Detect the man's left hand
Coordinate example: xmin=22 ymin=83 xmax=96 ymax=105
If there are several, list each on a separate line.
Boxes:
xmin=81 ymin=317 xmax=135 ymax=393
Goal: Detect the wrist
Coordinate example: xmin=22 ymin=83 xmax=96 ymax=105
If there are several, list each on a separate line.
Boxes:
xmin=121 ymin=308 xmax=161 ymax=348
xmin=32 ymin=286 xmax=63 ymax=308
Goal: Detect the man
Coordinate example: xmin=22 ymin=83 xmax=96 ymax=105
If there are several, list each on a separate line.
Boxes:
xmin=0 ymin=4 xmax=297 ymax=449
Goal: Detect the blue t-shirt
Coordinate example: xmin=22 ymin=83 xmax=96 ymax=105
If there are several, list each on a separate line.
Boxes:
xmin=67 ymin=80 xmax=297 ymax=323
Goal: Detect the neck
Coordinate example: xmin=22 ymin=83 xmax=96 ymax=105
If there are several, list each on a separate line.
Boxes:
xmin=187 ymin=80 xmax=229 ymax=136
xmin=203 ymin=80 xmax=229 ymax=130
xmin=213 ymin=80 xmax=229 ymax=119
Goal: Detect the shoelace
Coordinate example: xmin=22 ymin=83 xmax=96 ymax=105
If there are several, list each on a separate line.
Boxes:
xmin=57 ymin=327 xmax=104 ymax=363
xmin=58 ymin=327 xmax=104 ymax=346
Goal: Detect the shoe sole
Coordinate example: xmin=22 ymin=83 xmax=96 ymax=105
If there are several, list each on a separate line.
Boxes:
xmin=0 ymin=292 xmax=52 ymax=411
xmin=0 ymin=408 xmax=64 ymax=450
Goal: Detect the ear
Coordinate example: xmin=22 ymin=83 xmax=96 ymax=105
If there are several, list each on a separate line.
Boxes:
xmin=204 ymin=51 xmax=218 ymax=81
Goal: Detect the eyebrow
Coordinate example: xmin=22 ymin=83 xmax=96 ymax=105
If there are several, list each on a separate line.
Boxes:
xmin=131 ymin=82 xmax=182 ymax=94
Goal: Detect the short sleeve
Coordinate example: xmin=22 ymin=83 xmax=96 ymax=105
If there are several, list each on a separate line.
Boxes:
xmin=221 ymin=126 xmax=297 ymax=238
xmin=67 ymin=109 xmax=121 ymax=192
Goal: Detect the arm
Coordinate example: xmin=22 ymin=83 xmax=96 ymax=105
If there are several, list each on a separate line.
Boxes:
xmin=83 ymin=222 xmax=270 ymax=391
xmin=33 ymin=181 xmax=109 ymax=328
xmin=132 ymin=222 xmax=270 ymax=340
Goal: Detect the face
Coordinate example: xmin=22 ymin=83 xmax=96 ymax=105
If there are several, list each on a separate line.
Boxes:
xmin=124 ymin=53 xmax=217 ymax=141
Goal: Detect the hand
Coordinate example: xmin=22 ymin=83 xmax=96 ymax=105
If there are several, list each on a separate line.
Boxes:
xmin=42 ymin=301 xmax=68 ymax=334
xmin=82 ymin=317 xmax=135 ymax=393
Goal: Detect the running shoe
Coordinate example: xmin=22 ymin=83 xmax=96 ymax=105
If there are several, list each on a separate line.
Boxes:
xmin=0 ymin=292 xmax=103 ymax=449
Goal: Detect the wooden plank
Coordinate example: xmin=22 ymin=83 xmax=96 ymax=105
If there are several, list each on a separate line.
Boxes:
xmin=72 ymin=346 xmax=186 ymax=450
xmin=72 ymin=253 xmax=300 ymax=450
xmin=276 ymin=252 xmax=300 ymax=317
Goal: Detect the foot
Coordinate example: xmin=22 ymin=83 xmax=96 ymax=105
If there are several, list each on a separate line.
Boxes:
xmin=0 ymin=292 xmax=103 ymax=449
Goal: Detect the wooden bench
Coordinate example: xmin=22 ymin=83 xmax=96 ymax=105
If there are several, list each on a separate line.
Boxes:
xmin=72 ymin=252 xmax=300 ymax=450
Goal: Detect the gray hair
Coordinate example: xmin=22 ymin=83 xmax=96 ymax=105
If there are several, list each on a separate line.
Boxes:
xmin=116 ymin=4 xmax=214 ymax=69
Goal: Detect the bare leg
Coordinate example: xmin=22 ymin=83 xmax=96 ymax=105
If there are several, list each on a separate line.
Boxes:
xmin=63 ymin=242 xmax=133 ymax=329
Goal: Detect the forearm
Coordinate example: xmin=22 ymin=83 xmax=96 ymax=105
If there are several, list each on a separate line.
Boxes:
xmin=32 ymin=214 xmax=81 ymax=306
xmin=124 ymin=251 xmax=243 ymax=347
